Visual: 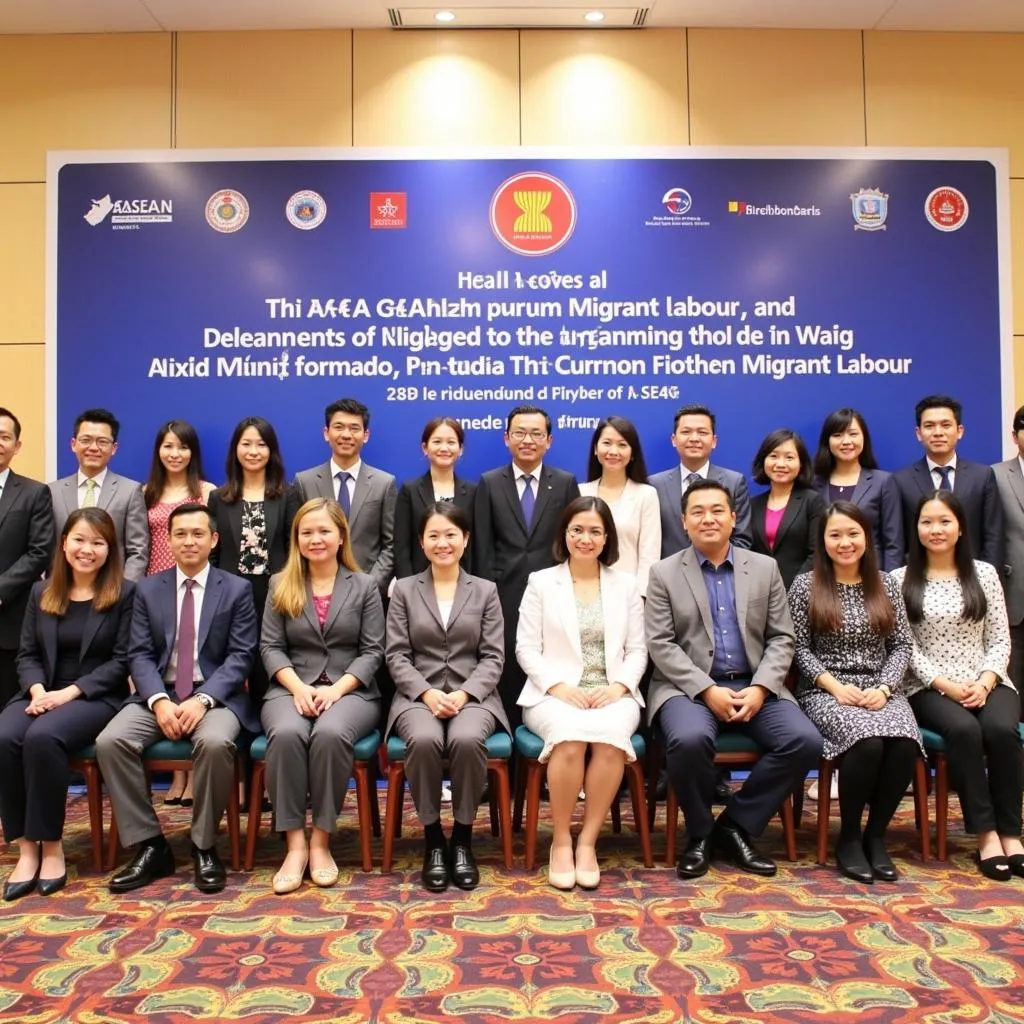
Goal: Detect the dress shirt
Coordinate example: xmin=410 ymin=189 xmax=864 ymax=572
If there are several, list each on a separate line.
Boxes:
xmin=150 ymin=563 xmax=210 ymax=707
xmin=0 ymin=467 xmax=9 ymax=498
xmin=1017 ymin=455 xmax=1024 ymax=480
xmin=332 ymin=458 xmax=361 ymax=505
xmin=515 ymin=462 xmax=543 ymax=498
xmin=77 ymin=467 xmax=109 ymax=507
xmin=698 ymin=546 xmax=751 ymax=680
xmin=678 ymin=462 xmax=709 ymax=498
xmin=926 ymin=454 xmax=958 ymax=491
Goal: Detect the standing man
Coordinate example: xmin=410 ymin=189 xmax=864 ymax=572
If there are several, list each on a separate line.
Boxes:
xmin=992 ymin=404 xmax=1024 ymax=712
xmin=294 ymin=398 xmax=396 ymax=595
xmin=97 ymin=504 xmax=257 ymax=894
xmin=650 ymin=405 xmax=753 ymax=556
xmin=473 ymin=406 xmax=579 ymax=726
xmin=49 ymin=408 xmax=149 ymax=581
xmin=645 ymin=478 xmax=822 ymax=879
xmin=893 ymin=394 xmax=1003 ymax=566
xmin=0 ymin=408 xmax=55 ymax=706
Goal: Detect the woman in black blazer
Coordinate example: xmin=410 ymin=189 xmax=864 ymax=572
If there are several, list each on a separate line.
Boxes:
xmin=209 ymin=416 xmax=300 ymax=702
xmin=750 ymin=429 xmax=825 ymax=589
xmin=0 ymin=508 xmax=133 ymax=900
xmin=394 ymin=417 xmax=476 ymax=580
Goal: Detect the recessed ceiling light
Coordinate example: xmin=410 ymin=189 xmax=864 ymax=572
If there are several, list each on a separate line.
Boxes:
xmin=435 ymin=10 xmax=456 ymax=22
xmin=584 ymin=10 xmax=605 ymax=22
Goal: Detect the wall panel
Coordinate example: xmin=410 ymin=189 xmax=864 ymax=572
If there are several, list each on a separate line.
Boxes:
xmin=0 ymin=184 xmax=45 ymax=343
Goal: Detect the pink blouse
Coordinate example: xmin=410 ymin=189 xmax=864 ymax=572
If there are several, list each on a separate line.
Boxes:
xmin=764 ymin=506 xmax=786 ymax=551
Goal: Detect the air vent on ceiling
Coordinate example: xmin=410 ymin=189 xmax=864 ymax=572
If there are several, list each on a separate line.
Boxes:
xmin=389 ymin=8 xmax=650 ymax=29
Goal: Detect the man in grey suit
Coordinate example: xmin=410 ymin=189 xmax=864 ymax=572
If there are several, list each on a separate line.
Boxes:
xmin=992 ymin=404 xmax=1024 ymax=713
xmin=49 ymin=409 xmax=149 ymax=581
xmin=294 ymin=398 xmax=397 ymax=594
xmin=650 ymin=405 xmax=753 ymax=556
xmin=645 ymin=478 xmax=822 ymax=880
xmin=97 ymin=505 xmax=257 ymax=894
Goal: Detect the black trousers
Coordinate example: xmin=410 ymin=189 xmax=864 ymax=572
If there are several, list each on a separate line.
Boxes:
xmin=0 ymin=697 xmax=117 ymax=841
xmin=838 ymin=736 xmax=919 ymax=841
xmin=911 ymin=685 xmax=1023 ymax=836
xmin=0 ymin=648 xmax=19 ymax=707
xmin=1010 ymin=621 xmax=1024 ymax=721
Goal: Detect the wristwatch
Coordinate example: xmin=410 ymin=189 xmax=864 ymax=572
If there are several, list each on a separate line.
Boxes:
xmin=195 ymin=693 xmax=214 ymax=709
xmin=878 ymin=684 xmax=892 ymax=700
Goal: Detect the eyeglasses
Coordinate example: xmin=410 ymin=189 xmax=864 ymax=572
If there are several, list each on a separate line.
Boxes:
xmin=509 ymin=430 xmax=548 ymax=442
xmin=331 ymin=425 xmax=365 ymax=436
xmin=75 ymin=436 xmax=114 ymax=450
xmin=567 ymin=526 xmax=606 ymax=540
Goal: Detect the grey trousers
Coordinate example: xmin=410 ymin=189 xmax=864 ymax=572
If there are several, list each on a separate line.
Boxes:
xmin=393 ymin=704 xmax=499 ymax=826
xmin=261 ymin=691 xmax=380 ymax=833
xmin=95 ymin=702 xmax=240 ymax=850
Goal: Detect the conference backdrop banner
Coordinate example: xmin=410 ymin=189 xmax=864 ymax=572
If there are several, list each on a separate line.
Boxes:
xmin=47 ymin=148 xmax=1013 ymax=484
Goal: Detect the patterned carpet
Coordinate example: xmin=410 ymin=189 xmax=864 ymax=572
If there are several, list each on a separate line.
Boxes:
xmin=1 ymin=788 xmax=1023 ymax=1024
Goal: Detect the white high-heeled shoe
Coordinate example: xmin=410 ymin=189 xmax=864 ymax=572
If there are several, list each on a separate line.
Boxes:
xmin=272 ymin=854 xmax=308 ymax=895
xmin=548 ymin=848 xmax=575 ymax=890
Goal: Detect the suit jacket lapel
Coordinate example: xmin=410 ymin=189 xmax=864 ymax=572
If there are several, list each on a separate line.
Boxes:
xmin=98 ymin=474 xmax=116 ymax=511
xmin=416 ymin=570 xmax=444 ymax=630
xmin=554 ymin=563 xmax=582 ymax=656
xmin=302 ymin=578 xmax=322 ymax=635
xmin=224 ymin=497 xmax=243 ymax=554
xmin=322 ymin=570 xmax=354 ymax=635
xmin=60 ymin=476 xmax=79 ymax=518
xmin=162 ymin=572 xmax=178 ymax=656
xmin=850 ymin=470 xmax=871 ymax=506
xmin=349 ymin=466 xmax=371 ymax=524
xmin=314 ymin=462 xmax=335 ymax=501
xmin=733 ymin=548 xmax=751 ymax=632
xmin=41 ymin=607 xmax=58 ymax=682
xmin=499 ymin=467 xmax=528 ymax=534
xmin=415 ymin=473 xmax=434 ymax=511
xmin=0 ymin=472 xmax=22 ymax=530
xmin=774 ymin=490 xmax=803 ymax=548
xmin=80 ymin=603 xmax=104 ymax=660
xmin=681 ymin=549 xmax=715 ymax=644
xmin=447 ymin=571 xmax=473 ymax=629
xmin=1006 ymin=460 xmax=1024 ymax=515
xmin=197 ymin=570 xmax=223 ymax=651
xmin=264 ymin=494 xmax=281 ymax=551
xmin=915 ymin=460 xmax=934 ymax=498
xmin=529 ymin=467 xmax=555 ymax=537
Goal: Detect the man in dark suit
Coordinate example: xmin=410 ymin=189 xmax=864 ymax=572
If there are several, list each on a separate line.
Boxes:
xmin=473 ymin=406 xmax=579 ymax=727
xmin=49 ymin=408 xmax=149 ymax=581
xmin=893 ymin=394 xmax=1003 ymax=566
xmin=645 ymin=478 xmax=822 ymax=880
xmin=650 ymin=405 xmax=753 ymax=556
xmin=0 ymin=408 xmax=56 ymax=706
xmin=294 ymin=398 xmax=397 ymax=595
xmin=96 ymin=504 xmax=257 ymax=894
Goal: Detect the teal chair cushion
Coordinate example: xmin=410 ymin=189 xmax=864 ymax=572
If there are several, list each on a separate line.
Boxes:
xmin=920 ymin=727 xmax=947 ymax=753
xmin=713 ymin=733 xmax=763 ymax=755
xmin=250 ymin=734 xmax=268 ymax=761
xmin=387 ymin=729 xmax=512 ymax=762
xmin=515 ymin=725 xmax=645 ymax=760
xmin=71 ymin=744 xmax=97 ymax=760
xmin=248 ymin=729 xmax=380 ymax=763
xmin=143 ymin=739 xmax=194 ymax=760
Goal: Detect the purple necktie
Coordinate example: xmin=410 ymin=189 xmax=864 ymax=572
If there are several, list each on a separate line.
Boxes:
xmin=336 ymin=471 xmax=352 ymax=517
xmin=174 ymin=579 xmax=196 ymax=701
xmin=936 ymin=466 xmax=952 ymax=492
xmin=521 ymin=474 xmax=535 ymax=527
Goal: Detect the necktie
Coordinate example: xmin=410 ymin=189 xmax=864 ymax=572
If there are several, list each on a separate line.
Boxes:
xmin=935 ymin=466 xmax=952 ymax=492
xmin=336 ymin=471 xmax=352 ymax=516
xmin=521 ymin=474 xmax=536 ymax=527
xmin=83 ymin=478 xmax=98 ymax=508
xmin=174 ymin=579 xmax=196 ymax=701
xmin=685 ymin=472 xmax=700 ymax=487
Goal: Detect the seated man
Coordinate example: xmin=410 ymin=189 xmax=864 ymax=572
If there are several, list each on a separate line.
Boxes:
xmin=97 ymin=504 xmax=257 ymax=894
xmin=645 ymin=479 xmax=822 ymax=879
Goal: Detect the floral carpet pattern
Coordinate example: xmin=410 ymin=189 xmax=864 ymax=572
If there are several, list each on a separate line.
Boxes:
xmin=1 ymin=791 xmax=1023 ymax=1023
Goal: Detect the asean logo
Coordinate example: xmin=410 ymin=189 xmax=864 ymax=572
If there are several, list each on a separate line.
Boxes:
xmin=489 ymin=172 xmax=577 ymax=256
xmin=286 ymin=190 xmax=327 ymax=231
xmin=925 ymin=186 xmax=968 ymax=232
xmin=205 ymin=190 xmax=249 ymax=233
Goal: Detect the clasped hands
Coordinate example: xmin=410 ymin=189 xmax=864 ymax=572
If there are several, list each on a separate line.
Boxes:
xmin=154 ymin=695 xmax=209 ymax=739
xmin=550 ymin=682 xmax=628 ymax=709
xmin=422 ymin=688 xmax=470 ymax=718
xmin=826 ymin=681 xmax=888 ymax=710
xmin=26 ymin=683 xmax=80 ymax=715
xmin=292 ymin=678 xmax=356 ymax=718
xmin=934 ymin=677 xmax=990 ymax=709
xmin=700 ymin=683 xmax=768 ymax=723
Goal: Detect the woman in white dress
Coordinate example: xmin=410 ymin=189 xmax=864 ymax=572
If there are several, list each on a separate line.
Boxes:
xmin=892 ymin=491 xmax=1023 ymax=881
xmin=516 ymin=496 xmax=647 ymax=890
xmin=579 ymin=417 xmax=660 ymax=596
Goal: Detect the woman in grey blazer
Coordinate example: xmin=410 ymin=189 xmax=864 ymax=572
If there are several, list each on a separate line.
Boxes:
xmin=386 ymin=502 xmax=507 ymax=892
xmin=260 ymin=498 xmax=384 ymax=894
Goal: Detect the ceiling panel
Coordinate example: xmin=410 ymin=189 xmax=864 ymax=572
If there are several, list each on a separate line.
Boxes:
xmin=645 ymin=0 xmax=894 ymax=29
xmin=878 ymin=0 xmax=1024 ymax=32
xmin=0 ymin=0 xmax=160 ymax=33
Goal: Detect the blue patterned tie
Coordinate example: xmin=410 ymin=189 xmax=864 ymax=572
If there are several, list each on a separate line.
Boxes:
xmin=935 ymin=466 xmax=952 ymax=492
xmin=336 ymin=471 xmax=352 ymax=516
xmin=521 ymin=474 xmax=535 ymax=527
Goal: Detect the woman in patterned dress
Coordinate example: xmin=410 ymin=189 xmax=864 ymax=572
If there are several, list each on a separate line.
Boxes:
xmin=141 ymin=419 xmax=215 ymax=805
xmin=516 ymin=496 xmax=647 ymax=890
xmin=788 ymin=500 xmax=921 ymax=884
xmin=208 ymin=417 xmax=300 ymax=704
xmin=892 ymin=491 xmax=1024 ymax=881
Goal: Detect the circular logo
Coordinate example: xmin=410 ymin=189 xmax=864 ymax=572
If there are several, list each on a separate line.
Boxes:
xmin=286 ymin=189 xmax=327 ymax=231
xmin=489 ymin=172 xmax=576 ymax=257
xmin=661 ymin=188 xmax=693 ymax=215
xmin=924 ymin=186 xmax=969 ymax=232
xmin=205 ymin=190 xmax=250 ymax=233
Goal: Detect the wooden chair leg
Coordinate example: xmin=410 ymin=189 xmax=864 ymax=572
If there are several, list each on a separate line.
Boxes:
xmin=779 ymin=795 xmax=797 ymax=862
xmin=792 ymin=777 xmax=805 ymax=829
xmin=227 ymin=758 xmax=241 ymax=872
xmin=610 ymin=791 xmax=622 ymax=833
xmin=106 ymin=812 xmax=120 ymax=873
xmin=78 ymin=762 xmax=105 ymax=873
xmin=523 ymin=760 xmax=545 ymax=871
xmin=488 ymin=761 xmax=500 ymax=837
xmin=913 ymin=758 xmax=931 ymax=862
xmin=935 ymin=754 xmax=949 ymax=862
xmin=354 ymin=763 xmax=374 ymax=872
xmin=381 ymin=763 xmax=405 ymax=873
xmin=492 ymin=762 xmax=514 ymax=869
xmin=664 ymin=786 xmax=678 ymax=866
xmin=626 ymin=761 xmax=654 ymax=868
xmin=368 ymin=760 xmax=382 ymax=838
xmin=646 ymin=739 xmax=661 ymax=833
xmin=816 ymin=759 xmax=833 ymax=865
xmin=244 ymin=762 xmax=265 ymax=871
xmin=513 ymin=759 xmax=527 ymax=833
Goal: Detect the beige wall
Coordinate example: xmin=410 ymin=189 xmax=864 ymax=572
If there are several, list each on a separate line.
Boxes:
xmin=0 ymin=27 xmax=1021 ymax=477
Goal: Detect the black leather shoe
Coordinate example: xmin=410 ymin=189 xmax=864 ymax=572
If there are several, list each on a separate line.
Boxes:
xmin=450 ymin=842 xmax=480 ymax=890
xmin=109 ymin=838 xmax=176 ymax=893
xmin=3 ymin=870 xmax=39 ymax=902
xmin=192 ymin=844 xmax=226 ymax=893
xmin=712 ymin=821 xmax=777 ymax=876
xmin=422 ymin=844 xmax=449 ymax=892
xmin=975 ymin=851 xmax=1013 ymax=881
xmin=1007 ymin=854 xmax=1024 ymax=878
xmin=713 ymin=779 xmax=733 ymax=804
xmin=864 ymin=837 xmax=899 ymax=882
xmin=836 ymin=839 xmax=874 ymax=884
xmin=38 ymin=873 xmax=67 ymax=897
xmin=676 ymin=836 xmax=711 ymax=879
xmin=655 ymin=770 xmax=668 ymax=802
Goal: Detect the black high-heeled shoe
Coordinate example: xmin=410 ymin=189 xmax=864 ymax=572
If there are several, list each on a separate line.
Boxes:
xmin=1006 ymin=854 xmax=1024 ymax=878
xmin=975 ymin=851 xmax=1012 ymax=881
xmin=3 ymin=866 xmax=40 ymax=902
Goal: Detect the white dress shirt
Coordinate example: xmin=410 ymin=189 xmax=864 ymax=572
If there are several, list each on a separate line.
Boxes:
xmin=150 ymin=563 xmax=210 ymax=707
xmin=926 ymin=454 xmax=958 ymax=490
xmin=332 ymin=458 xmax=361 ymax=504
xmin=515 ymin=462 xmax=543 ymax=498
xmin=679 ymin=461 xmax=709 ymax=498
xmin=77 ymin=467 xmax=108 ymax=507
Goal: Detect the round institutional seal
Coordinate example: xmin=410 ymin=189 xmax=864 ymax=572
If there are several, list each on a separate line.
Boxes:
xmin=924 ymin=186 xmax=968 ymax=232
xmin=286 ymin=190 xmax=327 ymax=231
xmin=489 ymin=171 xmax=577 ymax=256
xmin=205 ymin=190 xmax=250 ymax=233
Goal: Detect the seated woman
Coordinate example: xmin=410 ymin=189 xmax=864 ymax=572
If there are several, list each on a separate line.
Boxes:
xmin=789 ymin=501 xmax=921 ymax=884
xmin=260 ymin=498 xmax=384 ymax=894
xmin=516 ymin=496 xmax=647 ymax=890
xmin=0 ymin=508 xmax=133 ymax=900
xmin=386 ymin=502 xmax=508 ymax=892
xmin=892 ymin=491 xmax=1023 ymax=880
xmin=750 ymin=428 xmax=825 ymax=589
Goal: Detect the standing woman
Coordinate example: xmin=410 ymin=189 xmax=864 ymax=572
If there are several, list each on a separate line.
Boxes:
xmin=892 ymin=492 xmax=1023 ymax=880
xmin=386 ymin=503 xmax=508 ymax=891
xmin=813 ymin=408 xmax=904 ymax=571
xmin=260 ymin=498 xmax=383 ymax=894
xmin=393 ymin=417 xmax=475 ymax=581
xmin=141 ymin=419 xmax=215 ymax=806
xmin=788 ymin=501 xmax=921 ymax=884
xmin=516 ymin=496 xmax=647 ymax=890
xmin=579 ymin=416 xmax=661 ymax=596
xmin=209 ymin=416 xmax=300 ymax=703
xmin=750 ymin=428 xmax=825 ymax=589
xmin=0 ymin=509 xmax=134 ymax=900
